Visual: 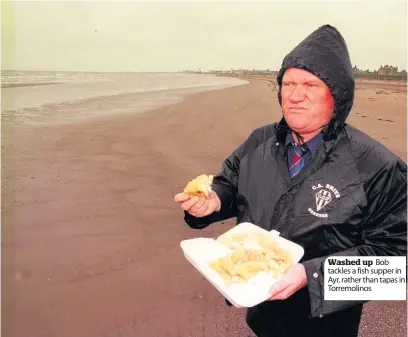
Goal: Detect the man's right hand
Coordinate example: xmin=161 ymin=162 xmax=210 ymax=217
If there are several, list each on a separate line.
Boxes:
xmin=174 ymin=191 xmax=221 ymax=218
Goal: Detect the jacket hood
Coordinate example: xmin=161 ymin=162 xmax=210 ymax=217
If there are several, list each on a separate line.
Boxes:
xmin=276 ymin=24 xmax=355 ymax=140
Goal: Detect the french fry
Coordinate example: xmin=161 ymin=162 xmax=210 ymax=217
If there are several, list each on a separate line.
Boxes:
xmin=209 ymin=231 xmax=292 ymax=285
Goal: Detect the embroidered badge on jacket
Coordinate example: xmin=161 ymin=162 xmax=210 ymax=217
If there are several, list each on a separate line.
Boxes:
xmin=308 ymin=183 xmax=341 ymax=218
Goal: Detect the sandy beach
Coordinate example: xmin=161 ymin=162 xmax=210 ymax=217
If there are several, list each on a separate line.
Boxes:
xmin=2 ymin=78 xmax=407 ymax=337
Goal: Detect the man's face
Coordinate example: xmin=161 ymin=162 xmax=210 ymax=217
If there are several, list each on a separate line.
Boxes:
xmin=281 ymin=68 xmax=334 ymax=136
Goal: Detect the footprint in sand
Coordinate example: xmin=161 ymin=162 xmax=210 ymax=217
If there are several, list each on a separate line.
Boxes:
xmin=111 ymin=142 xmax=135 ymax=155
xmin=125 ymin=191 xmax=143 ymax=204
xmin=378 ymin=118 xmax=394 ymax=123
xmin=106 ymin=163 xmax=132 ymax=171
xmin=125 ymin=188 xmax=172 ymax=207
xmin=15 ymin=269 xmax=32 ymax=280
xmin=92 ymin=154 xmax=131 ymax=171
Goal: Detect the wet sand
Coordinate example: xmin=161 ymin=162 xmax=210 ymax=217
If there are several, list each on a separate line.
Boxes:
xmin=2 ymin=78 xmax=407 ymax=337
xmin=1 ymin=82 xmax=62 ymax=88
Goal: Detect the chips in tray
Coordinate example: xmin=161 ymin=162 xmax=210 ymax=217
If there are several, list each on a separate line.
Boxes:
xmin=209 ymin=231 xmax=292 ymax=285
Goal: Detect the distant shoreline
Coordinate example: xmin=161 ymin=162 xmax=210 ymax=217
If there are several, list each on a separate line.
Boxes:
xmin=217 ymin=74 xmax=407 ymax=91
xmin=1 ymin=82 xmax=61 ymax=88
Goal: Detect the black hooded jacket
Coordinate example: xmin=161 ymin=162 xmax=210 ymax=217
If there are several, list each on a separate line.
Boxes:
xmin=183 ymin=25 xmax=407 ymax=331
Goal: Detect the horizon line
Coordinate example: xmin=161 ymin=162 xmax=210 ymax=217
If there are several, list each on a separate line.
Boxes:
xmin=2 ymin=66 xmax=407 ymax=73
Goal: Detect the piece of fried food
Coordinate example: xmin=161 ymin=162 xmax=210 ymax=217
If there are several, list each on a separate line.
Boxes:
xmin=217 ymin=232 xmax=265 ymax=251
xmin=209 ymin=249 xmax=275 ymax=285
xmin=184 ymin=174 xmax=214 ymax=198
xmin=209 ymin=231 xmax=292 ymax=285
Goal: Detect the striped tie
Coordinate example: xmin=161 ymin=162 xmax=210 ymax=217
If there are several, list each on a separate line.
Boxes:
xmin=289 ymin=146 xmax=305 ymax=178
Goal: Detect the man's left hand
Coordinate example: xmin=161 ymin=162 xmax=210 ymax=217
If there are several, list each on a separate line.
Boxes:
xmin=268 ymin=263 xmax=308 ymax=301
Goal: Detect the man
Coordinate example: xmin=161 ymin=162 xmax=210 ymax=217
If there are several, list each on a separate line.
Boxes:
xmin=174 ymin=25 xmax=407 ymax=337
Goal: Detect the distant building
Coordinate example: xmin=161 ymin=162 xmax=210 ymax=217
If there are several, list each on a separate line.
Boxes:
xmin=377 ymin=65 xmax=398 ymax=76
xmin=398 ymin=69 xmax=407 ymax=77
xmin=352 ymin=65 xmax=370 ymax=75
xmin=352 ymin=65 xmax=361 ymax=74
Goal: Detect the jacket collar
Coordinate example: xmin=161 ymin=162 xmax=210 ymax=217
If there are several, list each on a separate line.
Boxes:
xmin=275 ymin=117 xmax=337 ymax=154
xmin=285 ymin=132 xmax=324 ymax=155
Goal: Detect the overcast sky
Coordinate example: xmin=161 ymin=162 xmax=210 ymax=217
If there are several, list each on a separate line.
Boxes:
xmin=2 ymin=0 xmax=407 ymax=72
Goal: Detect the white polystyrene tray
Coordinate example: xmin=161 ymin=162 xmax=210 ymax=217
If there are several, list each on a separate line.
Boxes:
xmin=180 ymin=222 xmax=305 ymax=308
